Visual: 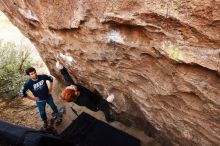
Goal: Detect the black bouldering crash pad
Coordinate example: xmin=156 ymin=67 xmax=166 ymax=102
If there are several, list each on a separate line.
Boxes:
xmin=0 ymin=112 xmax=140 ymax=146
xmin=61 ymin=112 xmax=140 ymax=146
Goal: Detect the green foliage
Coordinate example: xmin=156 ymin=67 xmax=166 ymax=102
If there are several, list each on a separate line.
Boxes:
xmin=0 ymin=40 xmax=32 ymax=98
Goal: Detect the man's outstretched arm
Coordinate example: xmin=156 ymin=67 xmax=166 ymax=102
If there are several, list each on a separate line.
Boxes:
xmin=60 ymin=67 xmax=75 ymax=86
xmin=56 ymin=61 xmax=75 ymax=86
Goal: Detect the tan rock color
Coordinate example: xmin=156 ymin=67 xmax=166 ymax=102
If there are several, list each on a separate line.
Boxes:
xmin=1 ymin=0 xmax=220 ymax=145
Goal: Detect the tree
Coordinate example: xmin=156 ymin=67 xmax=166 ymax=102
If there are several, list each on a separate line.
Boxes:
xmin=0 ymin=40 xmax=32 ymax=98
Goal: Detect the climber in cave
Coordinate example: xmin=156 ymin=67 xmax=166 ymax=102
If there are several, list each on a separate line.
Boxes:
xmin=56 ymin=61 xmax=114 ymax=122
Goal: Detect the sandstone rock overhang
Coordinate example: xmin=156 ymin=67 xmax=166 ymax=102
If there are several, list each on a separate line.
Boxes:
xmin=0 ymin=1 xmax=220 ymax=146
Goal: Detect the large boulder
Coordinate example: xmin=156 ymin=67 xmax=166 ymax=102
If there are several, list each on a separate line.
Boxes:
xmin=0 ymin=1 xmax=220 ymax=145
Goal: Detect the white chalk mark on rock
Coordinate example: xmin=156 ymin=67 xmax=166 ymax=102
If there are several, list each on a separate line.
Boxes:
xmin=59 ymin=53 xmax=76 ymax=63
xmin=107 ymin=30 xmax=123 ymax=43
xmin=106 ymin=94 xmax=115 ymax=103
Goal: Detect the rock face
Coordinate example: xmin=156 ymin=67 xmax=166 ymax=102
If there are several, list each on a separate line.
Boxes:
xmin=1 ymin=0 xmax=220 ymax=145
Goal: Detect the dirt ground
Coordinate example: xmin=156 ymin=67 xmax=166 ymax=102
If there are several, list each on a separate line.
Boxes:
xmin=0 ymin=96 xmax=160 ymax=146
xmin=0 ymin=97 xmax=42 ymax=129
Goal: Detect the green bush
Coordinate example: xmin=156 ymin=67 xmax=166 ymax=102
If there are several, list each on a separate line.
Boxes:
xmin=0 ymin=40 xmax=32 ymax=98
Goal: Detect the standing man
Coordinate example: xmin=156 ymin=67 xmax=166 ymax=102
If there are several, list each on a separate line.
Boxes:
xmin=19 ymin=67 xmax=60 ymax=129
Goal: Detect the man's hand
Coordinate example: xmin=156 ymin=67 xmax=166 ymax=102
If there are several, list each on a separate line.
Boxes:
xmin=34 ymin=97 xmax=40 ymax=102
xmin=27 ymin=96 xmax=39 ymax=102
xmin=56 ymin=61 xmax=64 ymax=70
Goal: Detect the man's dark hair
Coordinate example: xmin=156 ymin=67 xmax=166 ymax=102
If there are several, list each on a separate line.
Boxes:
xmin=25 ymin=67 xmax=36 ymax=75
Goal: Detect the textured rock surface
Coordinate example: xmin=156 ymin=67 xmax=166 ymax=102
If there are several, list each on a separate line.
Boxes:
xmin=1 ymin=0 xmax=220 ymax=145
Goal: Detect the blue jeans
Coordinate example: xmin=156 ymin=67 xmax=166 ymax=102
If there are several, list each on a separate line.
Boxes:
xmin=36 ymin=95 xmax=58 ymax=121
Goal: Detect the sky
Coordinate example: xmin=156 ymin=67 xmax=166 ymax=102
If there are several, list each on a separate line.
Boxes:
xmin=0 ymin=11 xmax=49 ymax=74
xmin=0 ymin=11 xmax=30 ymax=44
